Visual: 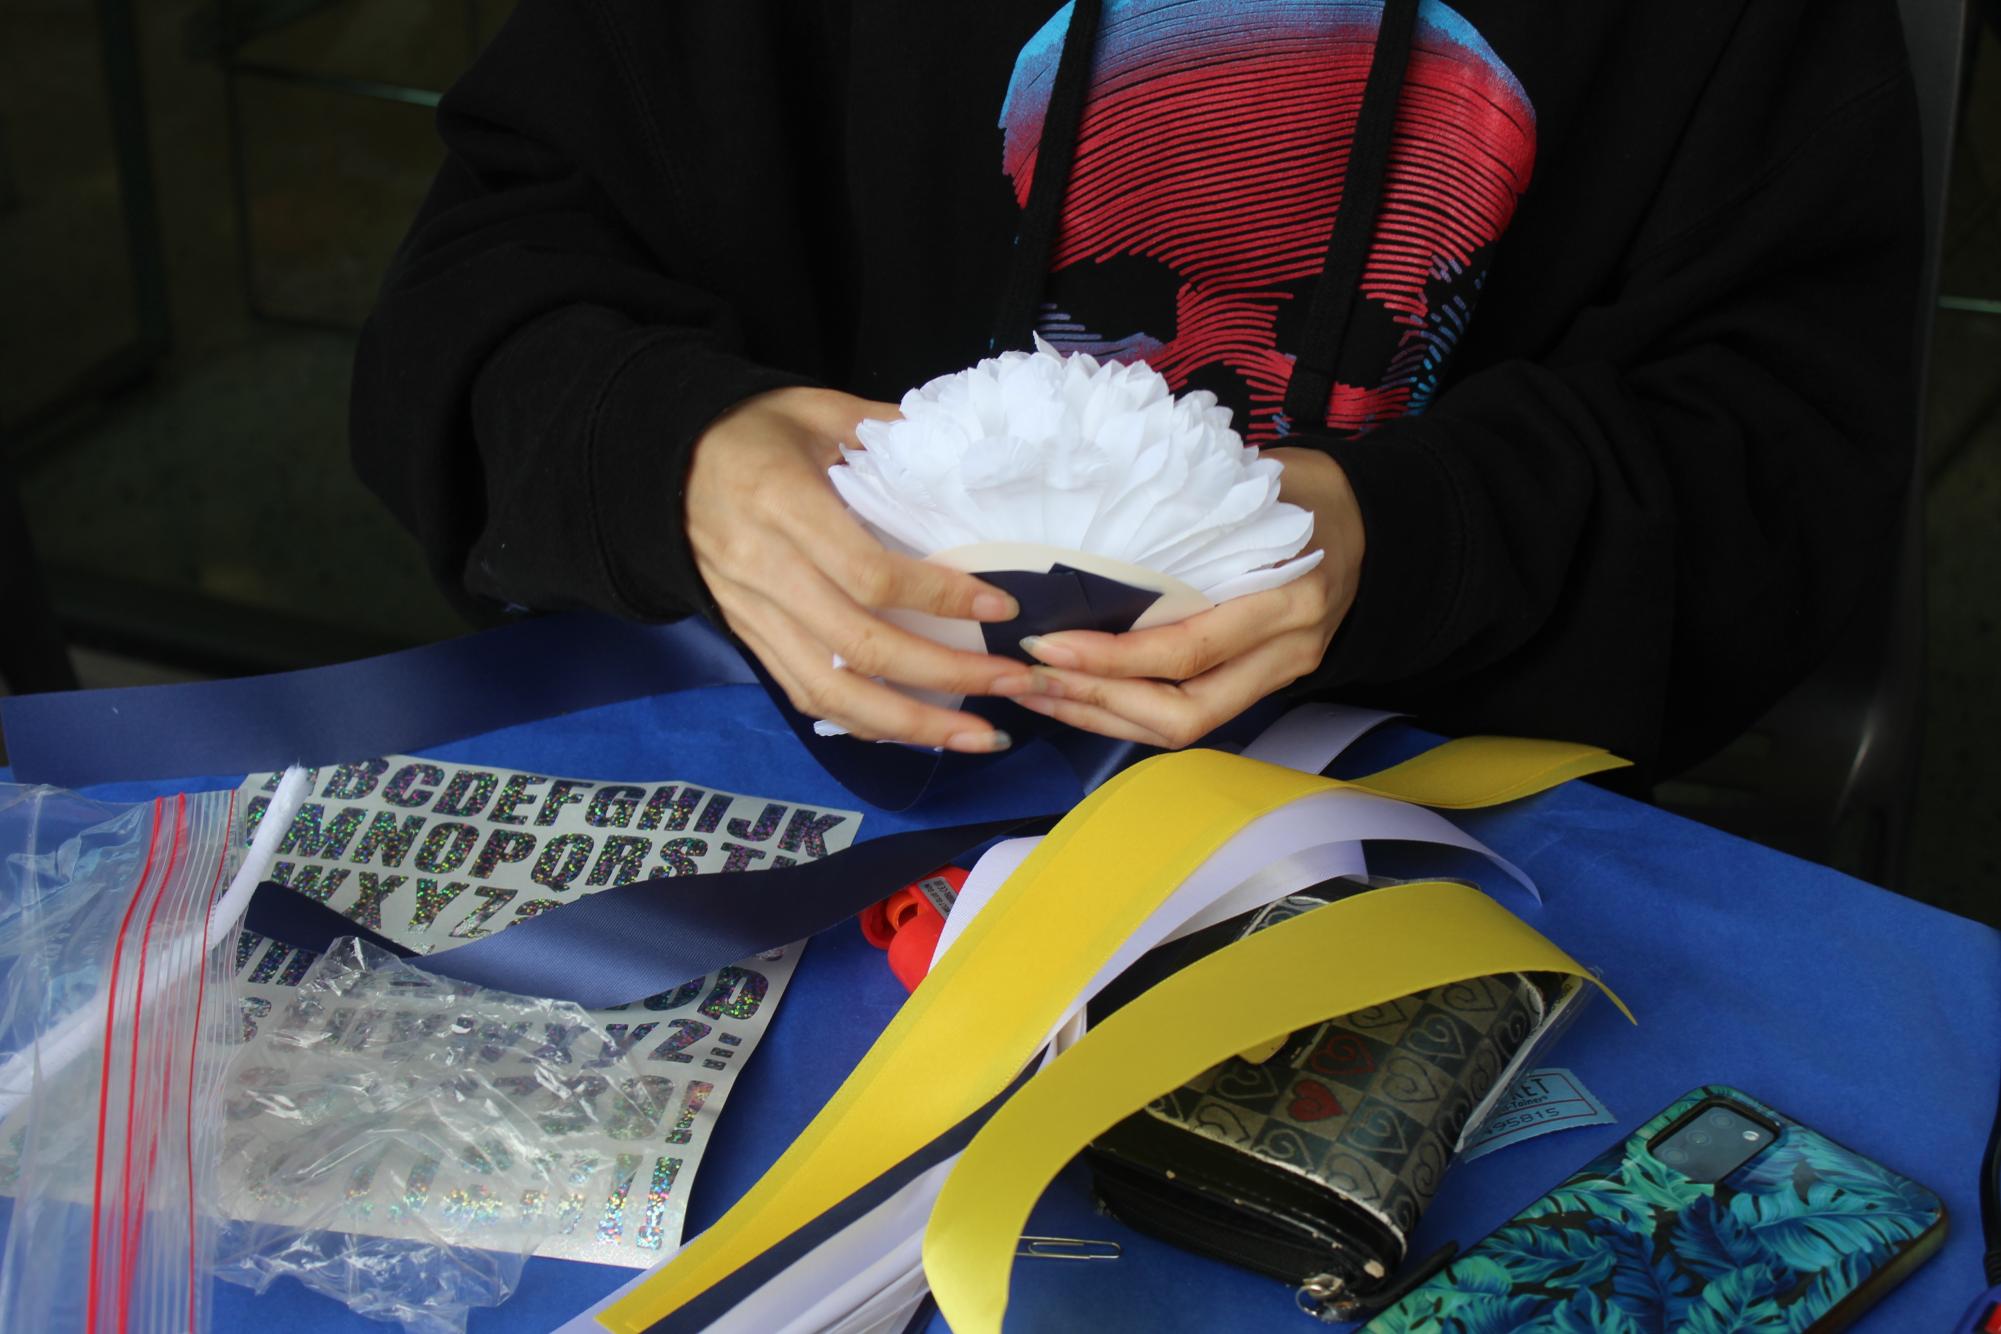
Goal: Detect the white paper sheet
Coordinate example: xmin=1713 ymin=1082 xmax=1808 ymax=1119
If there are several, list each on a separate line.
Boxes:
xmin=826 ymin=342 xmax=1317 ymax=602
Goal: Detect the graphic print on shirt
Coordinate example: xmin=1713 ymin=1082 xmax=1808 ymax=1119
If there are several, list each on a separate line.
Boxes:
xmin=1001 ymin=0 xmax=1536 ymax=441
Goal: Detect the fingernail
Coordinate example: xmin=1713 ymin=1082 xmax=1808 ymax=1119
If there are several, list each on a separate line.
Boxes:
xmin=972 ymin=591 xmax=1018 ymax=621
xmin=947 ymin=729 xmax=1012 ymax=753
xmin=1028 ymin=668 xmax=1066 ymax=698
xmin=1013 ymin=695 xmax=1060 ymax=718
xmin=991 ymin=673 xmax=1035 ymax=696
xmin=1020 ymin=635 xmax=1079 ymax=668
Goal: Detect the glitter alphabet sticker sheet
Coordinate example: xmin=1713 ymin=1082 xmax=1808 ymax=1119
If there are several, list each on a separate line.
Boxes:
xmin=223 ymin=756 xmax=861 ymax=1267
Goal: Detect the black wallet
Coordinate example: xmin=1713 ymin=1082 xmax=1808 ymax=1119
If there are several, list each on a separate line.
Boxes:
xmin=1085 ymin=884 xmax=1580 ymax=1321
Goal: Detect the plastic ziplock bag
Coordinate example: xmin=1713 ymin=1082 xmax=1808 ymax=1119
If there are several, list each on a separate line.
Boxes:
xmin=0 ymin=782 xmax=250 ymax=1333
xmin=214 ymin=936 xmax=663 ymax=1334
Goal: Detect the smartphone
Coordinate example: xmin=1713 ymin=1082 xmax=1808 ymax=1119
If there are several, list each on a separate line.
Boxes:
xmin=1366 ymin=1084 xmax=1947 ymax=1333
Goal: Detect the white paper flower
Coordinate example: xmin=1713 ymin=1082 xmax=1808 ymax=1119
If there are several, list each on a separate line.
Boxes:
xmin=828 ymin=338 xmax=1322 ymax=602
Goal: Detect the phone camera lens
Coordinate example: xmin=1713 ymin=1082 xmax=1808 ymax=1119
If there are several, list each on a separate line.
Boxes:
xmin=1707 ymin=1111 xmax=1735 ymax=1128
xmin=1660 ymin=1145 xmax=1687 ymax=1164
xmin=1689 ymin=1130 xmax=1713 ymax=1147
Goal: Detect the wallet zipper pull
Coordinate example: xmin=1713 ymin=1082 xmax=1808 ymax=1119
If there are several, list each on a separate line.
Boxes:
xmin=1296 ymin=1241 xmax=1459 ymax=1323
xmin=1296 ymin=1272 xmax=1354 ymax=1323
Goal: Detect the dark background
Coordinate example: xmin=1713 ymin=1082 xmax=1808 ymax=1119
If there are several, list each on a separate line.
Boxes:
xmin=2 ymin=0 xmax=1997 ymax=925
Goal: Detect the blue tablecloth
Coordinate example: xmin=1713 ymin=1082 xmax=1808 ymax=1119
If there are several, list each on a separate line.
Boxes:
xmin=14 ymin=680 xmax=2000 ymax=1332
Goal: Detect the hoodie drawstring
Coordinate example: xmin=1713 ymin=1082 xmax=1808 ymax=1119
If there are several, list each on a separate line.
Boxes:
xmin=1281 ymin=0 xmax=1420 ymax=432
xmin=993 ymin=0 xmax=1106 ymax=353
xmin=1001 ymin=0 xmax=1422 ymax=438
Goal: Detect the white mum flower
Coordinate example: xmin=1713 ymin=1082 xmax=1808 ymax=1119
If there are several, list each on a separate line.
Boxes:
xmin=828 ymin=338 xmax=1321 ymax=601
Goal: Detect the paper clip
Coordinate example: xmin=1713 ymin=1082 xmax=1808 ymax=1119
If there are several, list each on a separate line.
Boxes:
xmin=1014 ymin=1235 xmax=1123 ymax=1261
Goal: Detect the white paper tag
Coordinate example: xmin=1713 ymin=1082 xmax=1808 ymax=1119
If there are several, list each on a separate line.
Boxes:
xmin=1459 ymin=1067 xmax=1616 ymax=1162
xmin=914 ymin=874 xmax=960 ymax=918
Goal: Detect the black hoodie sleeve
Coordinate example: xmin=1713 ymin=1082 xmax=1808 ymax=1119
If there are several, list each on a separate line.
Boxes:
xmin=1295 ymin=29 xmax=1924 ymax=778
xmin=349 ymin=3 xmax=814 ymax=624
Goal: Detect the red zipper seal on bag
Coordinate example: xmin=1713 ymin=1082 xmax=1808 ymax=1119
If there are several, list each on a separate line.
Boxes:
xmin=112 ymin=794 xmax=190 ymax=1331
xmin=84 ymin=797 xmax=169 ymax=1334
xmin=107 ymin=794 xmax=238 ymax=1334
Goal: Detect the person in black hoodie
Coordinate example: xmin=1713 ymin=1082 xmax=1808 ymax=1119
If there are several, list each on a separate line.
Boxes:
xmin=352 ymin=0 xmax=1923 ymax=781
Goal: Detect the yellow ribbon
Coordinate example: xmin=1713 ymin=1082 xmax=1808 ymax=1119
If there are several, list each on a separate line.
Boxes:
xmin=1348 ymin=735 xmax=1629 ymax=808
xmin=597 ymin=740 xmax=1626 ymax=1332
xmin=923 ymin=880 xmax=1633 ymax=1333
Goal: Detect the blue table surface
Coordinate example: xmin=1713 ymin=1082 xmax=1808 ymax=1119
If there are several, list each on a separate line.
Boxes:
xmin=8 ymin=681 xmax=1998 ymax=1333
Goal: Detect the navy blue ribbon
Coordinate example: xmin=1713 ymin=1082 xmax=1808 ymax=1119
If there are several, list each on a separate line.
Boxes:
xmin=1 ymin=591 xmax=1150 ymax=809
xmin=645 ymin=1062 xmax=1041 ymax=1334
xmin=0 ymin=613 xmax=754 ymax=789
xmin=245 ymin=817 xmax=1039 ymax=1009
xmin=978 ymin=565 xmax=1163 ymax=664
xmin=760 ymin=565 xmax=1159 ymax=810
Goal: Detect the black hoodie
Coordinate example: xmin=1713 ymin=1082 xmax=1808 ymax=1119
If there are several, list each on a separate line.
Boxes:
xmin=351 ymin=0 xmax=1923 ymax=779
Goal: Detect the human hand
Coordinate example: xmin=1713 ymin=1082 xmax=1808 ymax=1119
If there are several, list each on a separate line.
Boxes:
xmin=1009 ymin=446 xmax=1365 ymax=748
xmin=685 ymin=386 xmax=1032 ymax=752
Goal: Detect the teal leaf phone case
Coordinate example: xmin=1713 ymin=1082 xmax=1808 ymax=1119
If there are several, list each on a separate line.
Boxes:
xmin=1367 ymin=1085 xmax=1946 ymax=1333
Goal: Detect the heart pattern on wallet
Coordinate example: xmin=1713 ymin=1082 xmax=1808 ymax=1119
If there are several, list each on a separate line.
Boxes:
xmin=1148 ymin=973 xmax=1545 ymax=1246
xmin=1288 ymin=1078 xmax=1344 ymax=1122
xmin=1309 ymin=1032 xmax=1379 ymax=1079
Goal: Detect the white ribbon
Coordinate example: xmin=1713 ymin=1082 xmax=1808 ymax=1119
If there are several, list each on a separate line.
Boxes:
xmin=566 ymin=706 xmax=1523 ymax=1334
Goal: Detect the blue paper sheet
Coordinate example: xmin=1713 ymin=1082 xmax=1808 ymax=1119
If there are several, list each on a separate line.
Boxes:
xmin=5 ymin=678 xmax=1995 ymax=1333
